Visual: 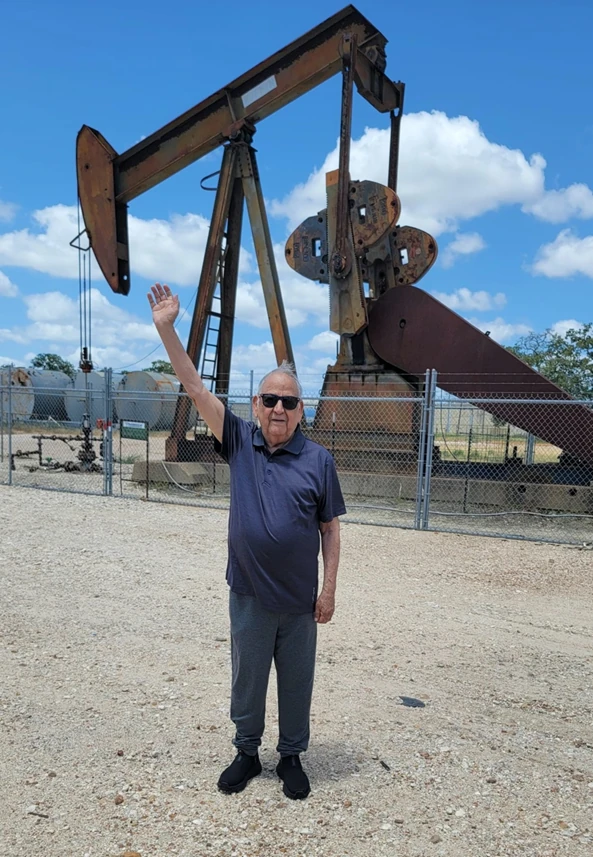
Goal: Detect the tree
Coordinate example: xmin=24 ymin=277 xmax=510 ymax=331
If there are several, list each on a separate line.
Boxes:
xmin=30 ymin=353 xmax=76 ymax=379
xmin=144 ymin=359 xmax=175 ymax=375
xmin=508 ymin=323 xmax=593 ymax=399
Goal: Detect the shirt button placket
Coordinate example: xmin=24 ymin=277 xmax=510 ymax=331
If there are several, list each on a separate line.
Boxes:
xmin=262 ymin=453 xmax=272 ymax=486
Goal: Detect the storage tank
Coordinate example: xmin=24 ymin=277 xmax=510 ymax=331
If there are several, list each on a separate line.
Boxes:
xmin=0 ymin=367 xmax=35 ymax=422
xmin=115 ymin=372 xmax=196 ymax=430
xmin=28 ymin=369 xmax=72 ymax=421
xmin=65 ymin=370 xmax=124 ymax=425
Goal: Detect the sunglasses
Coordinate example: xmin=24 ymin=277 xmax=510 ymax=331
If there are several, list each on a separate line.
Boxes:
xmin=259 ymin=394 xmax=301 ymax=410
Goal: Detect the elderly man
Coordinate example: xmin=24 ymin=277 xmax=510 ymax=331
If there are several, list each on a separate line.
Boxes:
xmin=148 ymin=283 xmax=345 ymax=800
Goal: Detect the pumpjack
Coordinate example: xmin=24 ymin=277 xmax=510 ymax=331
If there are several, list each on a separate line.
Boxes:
xmin=76 ymin=5 xmax=593 ymax=469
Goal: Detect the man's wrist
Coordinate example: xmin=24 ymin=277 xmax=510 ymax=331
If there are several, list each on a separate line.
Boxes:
xmin=155 ymin=320 xmax=175 ymax=334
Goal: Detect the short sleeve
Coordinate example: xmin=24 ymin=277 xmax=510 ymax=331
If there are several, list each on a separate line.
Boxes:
xmin=213 ymin=407 xmax=252 ymax=463
xmin=318 ymin=454 xmax=347 ymax=522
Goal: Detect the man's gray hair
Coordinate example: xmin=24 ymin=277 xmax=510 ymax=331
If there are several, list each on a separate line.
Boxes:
xmin=257 ymin=360 xmax=303 ymax=397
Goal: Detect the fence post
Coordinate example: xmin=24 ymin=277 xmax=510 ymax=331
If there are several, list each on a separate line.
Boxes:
xmin=1 ymin=373 xmax=4 ymax=465
xmin=414 ymin=369 xmax=431 ymax=529
xmin=525 ymin=433 xmax=535 ymax=465
xmin=7 ymin=364 xmax=13 ymax=486
xmin=421 ymin=369 xmax=437 ymax=530
xmin=103 ymin=368 xmax=114 ymax=496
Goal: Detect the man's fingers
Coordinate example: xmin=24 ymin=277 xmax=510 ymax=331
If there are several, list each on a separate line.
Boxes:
xmin=149 ymin=283 xmax=175 ymax=305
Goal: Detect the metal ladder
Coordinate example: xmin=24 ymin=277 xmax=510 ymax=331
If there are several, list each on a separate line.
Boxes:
xmin=194 ymin=234 xmax=228 ymax=435
xmin=199 ymin=289 xmax=222 ymax=391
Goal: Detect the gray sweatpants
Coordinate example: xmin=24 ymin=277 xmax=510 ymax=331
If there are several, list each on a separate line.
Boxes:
xmin=229 ymin=590 xmax=317 ymax=757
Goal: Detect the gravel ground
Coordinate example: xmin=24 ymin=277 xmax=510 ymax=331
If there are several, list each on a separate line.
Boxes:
xmin=1 ymin=484 xmax=593 ymax=857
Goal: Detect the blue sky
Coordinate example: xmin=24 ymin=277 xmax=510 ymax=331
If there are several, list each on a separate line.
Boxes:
xmin=1 ymin=0 xmax=592 ymax=386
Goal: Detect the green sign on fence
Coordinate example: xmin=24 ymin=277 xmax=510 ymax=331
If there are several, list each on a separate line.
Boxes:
xmin=120 ymin=420 xmax=149 ymax=441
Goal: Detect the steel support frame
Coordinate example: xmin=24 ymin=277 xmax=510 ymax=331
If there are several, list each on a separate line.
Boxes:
xmin=166 ymin=137 xmax=293 ymax=461
xmin=387 ymin=83 xmax=405 ymax=193
xmin=76 ymin=6 xmax=403 ymax=296
xmin=237 ymin=145 xmax=294 ymax=367
xmin=331 ymin=33 xmax=357 ymax=280
xmin=216 ymin=177 xmax=244 ymax=396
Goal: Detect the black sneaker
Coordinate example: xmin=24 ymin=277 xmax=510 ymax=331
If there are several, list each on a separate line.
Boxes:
xmin=276 ymin=754 xmax=311 ymax=800
xmin=217 ymin=751 xmax=262 ymax=794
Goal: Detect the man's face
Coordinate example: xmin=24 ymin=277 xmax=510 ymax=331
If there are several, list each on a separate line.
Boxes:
xmin=252 ymin=373 xmax=304 ymax=448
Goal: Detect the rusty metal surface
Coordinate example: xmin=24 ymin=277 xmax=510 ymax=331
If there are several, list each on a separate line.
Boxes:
xmin=367 ymin=286 xmax=593 ymax=464
xmin=354 ymin=51 xmax=403 ymax=114
xmin=310 ymin=339 xmax=419 ymax=472
xmin=387 ymin=84 xmax=405 ymax=192
xmin=169 ymin=145 xmax=238 ymax=450
xmin=286 ymin=180 xmax=399 ymax=286
xmin=76 ymin=127 xmax=130 ymax=294
xmin=326 ymin=170 xmax=366 ymax=335
xmin=350 ymin=180 xmax=400 ymax=253
xmin=389 ymin=226 xmax=438 ymax=285
xmin=239 ymin=146 xmax=294 ymax=367
xmin=216 ymin=178 xmax=244 ymax=395
xmin=114 ymin=7 xmax=388 ymax=203
xmin=331 ymin=34 xmax=357 ymax=280
xmin=77 ymin=7 xmax=395 ymax=296
xmin=285 ymin=213 xmax=329 ymax=283
xmin=287 ymin=181 xmax=433 ymax=323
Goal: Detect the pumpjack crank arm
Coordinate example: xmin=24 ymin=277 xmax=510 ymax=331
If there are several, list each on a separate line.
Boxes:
xmin=331 ymin=34 xmax=357 ymax=280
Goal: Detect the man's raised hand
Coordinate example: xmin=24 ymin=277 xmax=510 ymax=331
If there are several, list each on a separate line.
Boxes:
xmin=147 ymin=283 xmax=180 ymax=328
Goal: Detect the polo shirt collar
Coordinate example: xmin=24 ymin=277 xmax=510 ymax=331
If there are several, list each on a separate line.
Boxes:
xmin=253 ymin=424 xmax=305 ymax=455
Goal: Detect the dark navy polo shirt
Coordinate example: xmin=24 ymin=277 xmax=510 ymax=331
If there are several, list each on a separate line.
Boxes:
xmin=214 ymin=407 xmax=346 ymax=614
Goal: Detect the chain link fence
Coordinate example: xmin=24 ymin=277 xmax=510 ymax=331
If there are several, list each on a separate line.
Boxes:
xmin=427 ymin=375 xmax=593 ymax=544
xmin=1 ymin=366 xmax=592 ymax=545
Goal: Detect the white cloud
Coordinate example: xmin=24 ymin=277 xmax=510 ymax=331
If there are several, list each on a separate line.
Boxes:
xmin=0 ymin=328 xmax=28 ymax=344
xmin=231 ymin=341 xmax=277 ymax=381
xmin=236 ymin=243 xmax=329 ymax=329
xmin=0 ymin=205 xmax=252 ymax=287
xmin=0 ymin=200 xmax=17 ymax=223
xmin=0 ymin=270 xmax=19 ymax=297
xmin=0 ymin=205 xmax=81 ymax=278
xmin=229 ymin=339 xmax=337 ymax=394
xmin=432 ymin=287 xmax=506 ymax=312
xmin=0 ymin=354 xmax=20 ymax=366
xmin=4 ymin=289 xmax=160 ymax=358
xmin=551 ymin=318 xmax=583 ymax=337
xmin=271 ymin=111 xmax=546 ymax=236
xmin=307 ymin=330 xmax=340 ymax=352
xmin=524 ymin=183 xmax=593 ymax=223
xmin=441 ymin=232 xmax=486 ymax=268
xmin=531 ymin=229 xmax=593 ymax=278
xmin=128 ymin=212 xmax=211 ymax=285
xmin=469 ymin=316 xmax=531 ymax=344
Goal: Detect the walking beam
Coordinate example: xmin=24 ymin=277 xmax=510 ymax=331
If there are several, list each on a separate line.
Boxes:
xmin=76 ymin=5 xmax=403 ymax=295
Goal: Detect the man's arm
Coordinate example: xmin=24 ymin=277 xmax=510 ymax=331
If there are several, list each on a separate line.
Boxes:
xmin=148 ymin=283 xmax=224 ymax=442
xmin=314 ymin=517 xmax=341 ymax=623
